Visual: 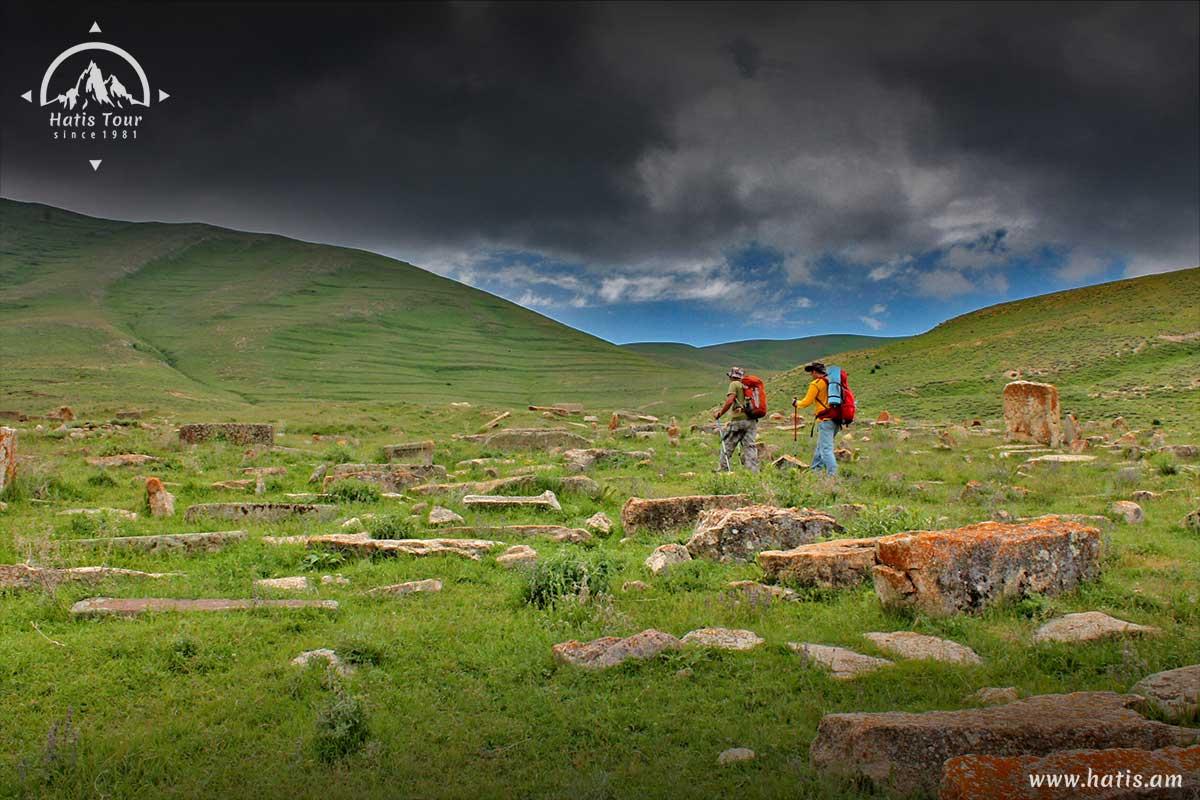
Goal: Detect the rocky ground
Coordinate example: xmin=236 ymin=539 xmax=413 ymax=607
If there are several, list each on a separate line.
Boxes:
xmin=0 ymin=401 xmax=1197 ymax=798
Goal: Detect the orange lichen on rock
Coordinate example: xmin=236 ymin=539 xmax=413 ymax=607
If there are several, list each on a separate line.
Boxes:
xmin=1003 ymin=381 xmax=1064 ymax=446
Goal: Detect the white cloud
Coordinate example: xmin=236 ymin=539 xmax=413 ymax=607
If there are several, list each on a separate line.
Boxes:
xmin=860 ymin=315 xmax=884 ymax=330
xmin=870 ymin=303 xmax=887 ymax=314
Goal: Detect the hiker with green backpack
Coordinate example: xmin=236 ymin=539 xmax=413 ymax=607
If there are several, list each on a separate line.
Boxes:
xmin=792 ymin=361 xmax=856 ymax=476
xmin=714 ymin=366 xmax=767 ymax=473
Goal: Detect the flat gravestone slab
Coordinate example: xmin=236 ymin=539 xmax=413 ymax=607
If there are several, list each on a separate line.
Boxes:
xmin=71 ymin=597 xmax=338 ymax=617
xmin=184 ymin=503 xmax=337 ymax=523
xmin=69 ymin=530 xmax=246 ymax=553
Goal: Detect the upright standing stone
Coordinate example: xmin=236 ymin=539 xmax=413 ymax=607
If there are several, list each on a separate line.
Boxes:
xmin=382 ymin=441 xmax=434 ymax=465
xmin=0 ymin=427 xmax=15 ymax=494
xmin=145 ymin=477 xmax=176 ymax=517
xmin=1003 ymin=381 xmax=1063 ymax=447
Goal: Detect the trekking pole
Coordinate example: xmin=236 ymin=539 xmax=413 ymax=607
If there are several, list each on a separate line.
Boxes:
xmin=792 ymin=398 xmax=798 ymax=443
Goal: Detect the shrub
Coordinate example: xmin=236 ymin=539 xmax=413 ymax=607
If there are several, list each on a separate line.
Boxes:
xmin=85 ymin=471 xmax=117 ymax=488
xmin=322 ymin=444 xmax=356 ymax=464
xmin=1149 ymin=453 xmax=1178 ymax=476
xmin=366 ymin=513 xmax=416 ymax=539
xmin=313 ymin=683 xmax=370 ymax=763
xmin=326 ymin=479 xmax=381 ymax=504
xmin=301 ymin=551 xmax=346 ymax=572
xmin=847 ymin=505 xmax=935 ymax=539
xmin=523 ymin=551 xmax=614 ymax=608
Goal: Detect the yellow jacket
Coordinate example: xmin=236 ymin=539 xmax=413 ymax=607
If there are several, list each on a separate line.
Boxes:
xmin=793 ymin=378 xmax=828 ymax=412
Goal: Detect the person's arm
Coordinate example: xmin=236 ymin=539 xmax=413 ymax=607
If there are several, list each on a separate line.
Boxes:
xmin=715 ymin=392 xmax=736 ymax=419
xmin=793 ymin=380 xmax=820 ymax=409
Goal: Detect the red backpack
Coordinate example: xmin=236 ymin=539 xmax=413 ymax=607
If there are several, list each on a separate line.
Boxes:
xmin=740 ymin=375 xmax=768 ymax=419
xmin=819 ymin=368 xmax=857 ymax=425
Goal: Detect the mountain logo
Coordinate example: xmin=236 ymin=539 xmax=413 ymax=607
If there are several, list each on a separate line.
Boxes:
xmin=52 ymin=60 xmax=140 ymax=110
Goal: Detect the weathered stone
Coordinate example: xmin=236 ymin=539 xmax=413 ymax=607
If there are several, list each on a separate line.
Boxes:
xmin=758 ymin=538 xmax=878 ymax=588
xmin=438 ymin=525 xmax=590 ymax=543
xmin=725 ymin=580 xmax=799 ymax=603
xmin=324 ymin=463 xmax=446 ymax=492
xmin=559 ymin=476 xmax=601 ymax=497
xmin=585 ymin=512 xmax=613 ymax=535
xmin=212 ymin=479 xmax=254 ymax=490
xmin=940 ymin=745 xmax=1200 ymax=800
xmin=254 ymin=576 xmax=311 ymax=591
xmin=1026 ymin=453 xmax=1097 ymax=464
xmin=69 ymin=530 xmax=246 ymax=553
xmin=59 ymin=507 xmax=138 ymax=520
xmin=717 ymin=748 xmax=756 ymax=765
xmin=562 ymin=447 xmax=652 ymax=472
xmin=681 ymin=627 xmax=764 ymax=651
xmin=481 ymin=411 xmax=511 ymax=431
xmin=1186 ymin=508 xmax=1200 ymax=533
xmin=71 ymin=596 xmax=337 ymax=617
xmin=1131 ymin=490 xmax=1161 ymax=502
xmin=368 ymin=578 xmax=443 ymax=596
xmin=834 ymin=447 xmax=855 ymax=462
xmin=811 ymin=692 xmax=1199 ymax=796
xmin=872 ymin=517 xmax=1102 ymax=616
xmin=862 ymin=631 xmax=982 ymax=665
xmin=686 ymin=505 xmax=843 ymax=563
xmin=1159 ymin=444 xmax=1199 ymax=459
xmin=645 ymin=543 xmax=691 ymax=575
xmin=382 ymin=440 xmax=435 ymax=465
xmin=771 ymin=454 xmax=808 ymax=471
xmin=427 ymin=506 xmax=464 ymax=526
xmin=552 ymin=629 xmax=681 ymax=669
xmin=1131 ymin=665 xmax=1200 ymax=723
xmin=462 ymin=490 xmax=561 ymax=512
xmin=497 ymin=545 xmax=538 ymax=568
xmin=179 ymin=423 xmax=274 ymax=446
xmin=1003 ymin=381 xmax=1064 ymax=447
xmin=184 ymin=503 xmax=337 ymax=523
xmin=0 ymin=427 xmax=14 ymax=494
xmin=48 ymin=406 xmax=75 ymax=421
xmin=789 ymin=643 xmax=892 ymax=679
xmin=307 ymin=533 xmax=499 ymax=560
xmin=1111 ymin=500 xmax=1145 ymax=524
xmin=620 ymin=494 xmax=750 ymax=533
xmin=622 ymin=580 xmax=650 ymax=592
xmin=320 ymin=574 xmax=349 ymax=586
xmin=483 ymin=428 xmax=590 ymax=451
xmin=410 ymin=475 xmax=538 ymax=496
xmin=972 ymin=687 xmax=1021 ymax=705
xmin=0 ymin=564 xmax=176 ymax=591
xmin=85 ymin=453 xmax=160 ymax=468
xmin=145 ymin=477 xmax=175 ymax=518
xmin=1032 ymin=612 xmax=1161 ymax=644
xmin=291 ymin=648 xmax=352 ymax=676
xmin=875 ymin=411 xmax=893 ymax=424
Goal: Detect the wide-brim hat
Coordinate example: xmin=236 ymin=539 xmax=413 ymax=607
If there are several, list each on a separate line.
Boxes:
xmin=803 ymin=362 xmax=826 ymax=373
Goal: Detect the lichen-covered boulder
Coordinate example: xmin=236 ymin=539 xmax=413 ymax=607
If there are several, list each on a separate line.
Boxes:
xmin=179 ymin=423 xmax=274 ymax=446
xmin=552 ymin=629 xmax=681 ymax=669
xmin=621 ymin=494 xmax=749 ymax=533
xmin=1003 ymin=381 xmax=1064 ymax=446
xmin=758 ymin=538 xmax=878 ymax=588
xmin=685 ymin=505 xmax=842 ymax=562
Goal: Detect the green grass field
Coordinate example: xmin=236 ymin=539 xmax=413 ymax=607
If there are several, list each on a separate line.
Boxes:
xmin=1 ymin=200 xmax=1198 ymax=798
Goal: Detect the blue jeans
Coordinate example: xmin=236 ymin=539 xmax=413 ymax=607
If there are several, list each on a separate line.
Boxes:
xmin=811 ymin=419 xmax=838 ymax=476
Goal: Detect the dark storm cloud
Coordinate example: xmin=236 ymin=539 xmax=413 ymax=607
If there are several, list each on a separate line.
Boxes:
xmin=2 ymin=1 xmax=1196 ymax=295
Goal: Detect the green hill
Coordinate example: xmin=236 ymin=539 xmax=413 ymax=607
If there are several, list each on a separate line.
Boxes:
xmin=773 ymin=268 xmax=1200 ymax=432
xmin=623 ymin=335 xmax=900 ymax=373
xmin=0 ymin=200 xmax=720 ymax=413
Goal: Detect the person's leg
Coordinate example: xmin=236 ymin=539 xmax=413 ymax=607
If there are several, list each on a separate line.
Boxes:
xmin=717 ymin=426 xmax=733 ymax=471
xmin=810 ymin=424 xmax=828 ymax=474
xmin=819 ymin=420 xmax=838 ymax=476
xmin=741 ymin=420 xmax=759 ymax=472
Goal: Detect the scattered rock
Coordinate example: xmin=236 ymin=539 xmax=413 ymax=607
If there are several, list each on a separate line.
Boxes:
xmin=212 ymin=480 xmax=254 ymax=490
xmin=145 ymin=477 xmax=175 ymax=517
xmin=645 ymin=543 xmax=692 ymax=575
xmin=320 ymin=574 xmax=349 ymax=586
xmin=1033 ymin=611 xmax=1161 ymax=644
xmin=484 ymin=428 xmax=591 ymax=451
xmin=1025 ymin=453 xmax=1097 ymax=464
xmin=184 ymin=503 xmax=337 ymax=523
xmin=758 ymin=538 xmax=878 ymax=588
xmin=1003 ymin=381 xmax=1064 ymax=446
xmin=941 ymin=745 xmax=1200 ymax=799
xmin=1111 ymin=500 xmax=1145 ymax=524
xmin=462 ymin=490 xmax=561 ymax=511
xmin=85 ymin=453 xmax=161 ymax=468
xmin=0 ymin=564 xmax=176 ymax=591
xmin=1159 ymin=444 xmax=1199 ymax=459
xmin=307 ymin=533 xmax=500 ymax=560
xmin=717 ymin=748 xmax=756 ymax=765
xmin=875 ymin=411 xmax=893 ymax=424
xmin=324 ymin=463 xmax=446 ymax=492
xmin=497 ymin=545 xmax=538 ymax=568
xmin=254 ymin=576 xmax=311 ymax=591
xmin=242 ymin=466 xmax=287 ymax=477
xmin=872 ymin=517 xmax=1103 ymax=616
xmin=1131 ymin=665 xmax=1200 ymax=723
xmin=810 ymin=691 xmax=1199 ymax=796
xmin=622 ymin=580 xmax=649 ymax=592
xmin=558 ymin=475 xmax=601 ymax=497
xmin=1131 ymin=490 xmax=1161 ymax=502
xmin=584 ymin=512 xmax=613 ymax=535
xmin=685 ymin=505 xmax=842 ymax=562
xmin=179 ymin=423 xmax=274 ymax=446
xmin=862 ymin=631 xmax=982 ymax=665
xmin=725 ymin=580 xmax=799 ymax=603
xmin=68 ymin=530 xmax=246 ymax=553
xmin=47 ymin=406 xmax=75 ymax=422
xmin=308 ymin=463 xmax=329 ymax=485
xmin=57 ymin=507 xmax=138 ymax=520
xmin=959 ymin=480 xmax=987 ymax=500
xmin=771 ymin=454 xmax=808 ymax=471
xmin=368 ymin=578 xmax=443 ymax=596
xmin=972 ymin=687 xmax=1021 ymax=705
xmin=562 ymin=447 xmax=652 ymax=472
xmin=481 ymin=411 xmax=511 ymax=431
xmin=552 ymin=629 xmax=681 ymax=669
xmin=382 ymin=440 xmax=434 ymax=465
xmin=1186 ymin=508 xmax=1200 ymax=533
xmin=291 ymin=648 xmax=352 ymax=676
xmin=410 ymin=475 xmax=538 ymax=496
xmin=428 ymin=506 xmax=465 ymax=526
xmin=70 ymin=596 xmax=337 ymax=617
xmin=438 ymin=524 xmax=590 ymax=543
xmin=789 ymin=643 xmax=892 ymax=679
xmin=681 ymin=627 xmax=764 ymax=651
xmin=833 ymin=447 xmax=854 ymax=462
xmin=620 ymin=494 xmax=750 ymax=533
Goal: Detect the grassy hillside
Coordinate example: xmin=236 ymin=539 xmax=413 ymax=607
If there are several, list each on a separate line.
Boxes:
xmin=773 ymin=268 xmax=1200 ymax=433
xmin=623 ymin=335 xmax=898 ymax=373
xmin=0 ymin=200 xmax=719 ymax=414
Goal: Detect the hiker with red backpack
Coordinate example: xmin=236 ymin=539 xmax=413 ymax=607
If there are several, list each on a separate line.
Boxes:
xmin=714 ymin=366 xmax=766 ymax=473
xmin=792 ymin=361 xmax=855 ymax=476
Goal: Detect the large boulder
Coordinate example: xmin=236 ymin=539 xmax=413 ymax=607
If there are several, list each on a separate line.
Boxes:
xmin=324 ymin=463 xmax=446 ymax=492
xmin=758 ymin=538 xmax=878 ymax=588
xmin=621 ymin=494 xmax=750 ymax=533
xmin=1131 ymin=665 xmax=1200 ymax=723
xmin=1032 ymin=611 xmax=1160 ymax=644
xmin=862 ymin=631 xmax=982 ymax=665
xmin=0 ymin=427 xmax=16 ymax=494
xmin=178 ymin=423 xmax=274 ymax=446
xmin=941 ymin=745 xmax=1200 ymax=799
xmin=872 ymin=517 xmax=1102 ymax=616
xmin=645 ymin=543 xmax=691 ymax=575
xmin=552 ymin=629 xmax=681 ymax=669
xmin=790 ymin=643 xmax=893 ymax=679
xmin=483 ymin=428 xmax=590 ymax=451
xmin=1003 ymin=381 xmax=1064 ymax=447
xmin=810 ymin=692 xmax=1199 ymax=796
xmin=685 ymin=505 xmax=843 ymax=562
